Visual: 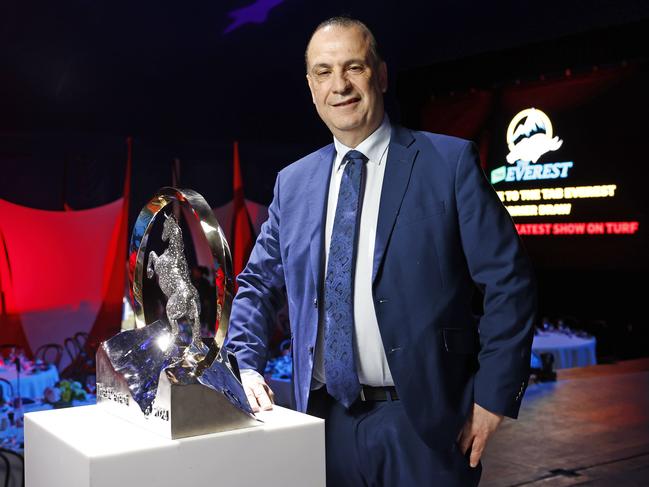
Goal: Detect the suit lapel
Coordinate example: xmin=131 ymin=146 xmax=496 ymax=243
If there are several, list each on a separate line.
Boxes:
xmin=372 ymin=126 xmax=418 ymax=282
xmin=307 ymin=144 xmax=335 ymax=289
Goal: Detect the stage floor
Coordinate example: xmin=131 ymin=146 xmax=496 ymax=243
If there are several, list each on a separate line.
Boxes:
xmin=481 ymin=358 xmax=649 ymax=486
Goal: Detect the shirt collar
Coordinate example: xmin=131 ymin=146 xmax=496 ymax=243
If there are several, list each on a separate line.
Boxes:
xmin=333 ymin=115 xmax=391 ymax=167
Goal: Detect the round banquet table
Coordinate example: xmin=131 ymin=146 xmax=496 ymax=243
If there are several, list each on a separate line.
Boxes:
xmin=532 ymin=331 xmax=597 ymax=369
xmin=0 ymin=365 xmax=60 ymax=400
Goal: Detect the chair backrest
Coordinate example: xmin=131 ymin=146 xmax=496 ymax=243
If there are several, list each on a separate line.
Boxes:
xmin=74 ymin=332 xmax=89 ymax=349
xmin=34 ymin=344 xmax=63 ymax=370
xmin=74 ymin=332 xmax=98 ymax=359
xmin=0 ymin=379 xmax=14 ymax=405
xmin=0 ymin=448 xmax=24 ymax=487
xmin=63 ymin=337 xmax=81 ymax=363
xmin=0 ymin=450 xmax=9 ymax=487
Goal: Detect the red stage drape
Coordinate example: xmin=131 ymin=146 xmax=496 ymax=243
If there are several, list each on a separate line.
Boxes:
xmin=0 ymin=229 xmax=31 ymax=353
xmin=230 ymin=141 xmax=255 ymax=289
xmin=0 ymin=138 xmax=131 ymax=358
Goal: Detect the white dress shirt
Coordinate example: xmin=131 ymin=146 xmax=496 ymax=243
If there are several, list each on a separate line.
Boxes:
xmin=312 ymin=116 xmax=394 ymax=387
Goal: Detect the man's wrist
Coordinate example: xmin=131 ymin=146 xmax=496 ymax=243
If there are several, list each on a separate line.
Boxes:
xmin=239 ymin=368 xmax=265 ymax=382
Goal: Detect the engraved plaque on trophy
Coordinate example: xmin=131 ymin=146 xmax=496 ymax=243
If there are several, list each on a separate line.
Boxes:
xmin=96 ymin=187 xmax=258 ymax=439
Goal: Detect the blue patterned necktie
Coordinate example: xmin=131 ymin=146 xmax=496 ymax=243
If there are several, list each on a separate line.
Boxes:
xmin=324 ymin=149 xmax=367 ymax=408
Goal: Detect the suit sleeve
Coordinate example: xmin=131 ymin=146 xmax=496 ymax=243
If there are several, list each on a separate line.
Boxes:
xmin=225 ymin=174 xmax=286 ymax=374
xmin=454 ymin=142 xmax=537 ymax=419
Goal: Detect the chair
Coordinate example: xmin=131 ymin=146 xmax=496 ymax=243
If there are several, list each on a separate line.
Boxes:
xmin=0 ymin=448 xmax=24 ymax=487
xmin=61 ymin=336 xmax=95 ymax=383
xmin=0 ymin=452 xmax=8 ymax=487
xmin=0 ymin=379 xmax=13 ymax=406
xmin=73 ymin=332 xmax=89 ymax=350
xmin=34 ymin=344 xmax=64 ymax=370
xmin=75 ymin=331 xmax=98 ymax=358
xmin=61 ymin=337 xmax=81 ymax=380
xmin=63 ymin=337 xmax=81 ymax=365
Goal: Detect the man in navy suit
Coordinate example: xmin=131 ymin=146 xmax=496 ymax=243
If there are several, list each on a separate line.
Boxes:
xmin=226 ymin=16 xmax=536 ymax=486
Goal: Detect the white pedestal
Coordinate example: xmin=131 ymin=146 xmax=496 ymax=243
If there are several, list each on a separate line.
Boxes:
xmin=25 ymin=405 xmax=325 ymax=487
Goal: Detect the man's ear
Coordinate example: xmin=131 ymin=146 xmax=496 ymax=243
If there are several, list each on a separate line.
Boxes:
xmin=379 ymin=61 xmax=388 ymax=93
xmin=306 ymin=74 xmax=316 ymax=104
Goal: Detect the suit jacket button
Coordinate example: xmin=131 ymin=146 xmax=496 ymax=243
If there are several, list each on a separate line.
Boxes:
xmin=313 ymin=298 xmax=318 ymax=308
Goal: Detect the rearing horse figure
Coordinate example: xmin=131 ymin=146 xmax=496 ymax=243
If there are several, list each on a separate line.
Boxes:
xmin=147 ymin=213 xmax=202 ymax=346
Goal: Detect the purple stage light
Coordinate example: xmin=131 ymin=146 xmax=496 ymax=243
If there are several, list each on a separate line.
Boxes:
xmin=223 ymin=0 xmax=285 ymax=35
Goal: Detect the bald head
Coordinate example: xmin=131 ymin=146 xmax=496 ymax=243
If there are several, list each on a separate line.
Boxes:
xmin=305 ymin=16 xmax=382 ymax=72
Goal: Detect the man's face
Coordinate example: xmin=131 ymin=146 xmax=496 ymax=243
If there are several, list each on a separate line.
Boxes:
xmin=306 ymin=25 xmax=387 ymax=147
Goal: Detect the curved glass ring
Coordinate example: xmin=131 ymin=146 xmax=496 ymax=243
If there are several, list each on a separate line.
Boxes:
xmin=128 ymin=187 xmax=234 ymax=354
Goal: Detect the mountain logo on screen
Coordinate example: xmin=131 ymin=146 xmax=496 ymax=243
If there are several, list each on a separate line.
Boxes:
xmin=491 ymin=108 xmax=572 ymax=185
xmin=506 ymin=108 xmax=563 ymax=164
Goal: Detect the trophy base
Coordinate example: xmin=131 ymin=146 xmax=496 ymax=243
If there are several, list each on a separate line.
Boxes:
xmin=96 ymin=321 xmax=259 ymax=439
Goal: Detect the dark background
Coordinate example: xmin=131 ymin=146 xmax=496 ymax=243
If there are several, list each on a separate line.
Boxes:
xmin=2 ymin=0 xmax=648 ymax=359
xmin=481 ymin=67 xmax=648 ymax=272
xmin=395 ymin=17 xmax=649 ymax=359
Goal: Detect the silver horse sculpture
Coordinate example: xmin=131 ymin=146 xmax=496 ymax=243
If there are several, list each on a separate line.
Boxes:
xmin=147 ymin=213 xmax=202 ymax=346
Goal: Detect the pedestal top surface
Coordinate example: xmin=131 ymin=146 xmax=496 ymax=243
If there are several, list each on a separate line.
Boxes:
xmin=25 ymin=405 xmax=321 ymax=458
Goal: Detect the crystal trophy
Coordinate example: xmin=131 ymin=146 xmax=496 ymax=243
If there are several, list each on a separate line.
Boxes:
xmin=96 ymin=187 xmax=258 ymax=439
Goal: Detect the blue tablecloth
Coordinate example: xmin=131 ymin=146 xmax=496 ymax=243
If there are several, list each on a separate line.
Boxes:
xmin=0 ymin=365 xmax=59 ymax=400
xmin=532 ymin=332 xmax=597 ymax=369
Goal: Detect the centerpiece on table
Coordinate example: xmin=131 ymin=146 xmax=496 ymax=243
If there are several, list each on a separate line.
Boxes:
xmin=43 ymin=380 xmax=88 ymax=409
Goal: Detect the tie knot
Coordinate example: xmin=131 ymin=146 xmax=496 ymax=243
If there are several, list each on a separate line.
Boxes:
xmin=344 ymin=150 xmax=367 ymax=165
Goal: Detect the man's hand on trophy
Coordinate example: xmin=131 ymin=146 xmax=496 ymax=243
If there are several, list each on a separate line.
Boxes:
xmin=240 ymin=370 xmax=275 ymax=412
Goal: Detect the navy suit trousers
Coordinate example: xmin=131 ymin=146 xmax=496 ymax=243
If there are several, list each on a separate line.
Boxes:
xmin=307 ymin=388 xmax=482 ymax=486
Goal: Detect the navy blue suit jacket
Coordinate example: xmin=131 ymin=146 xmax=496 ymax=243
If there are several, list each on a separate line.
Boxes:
xmin=226 ymin=125 xmax=536 ymax=449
